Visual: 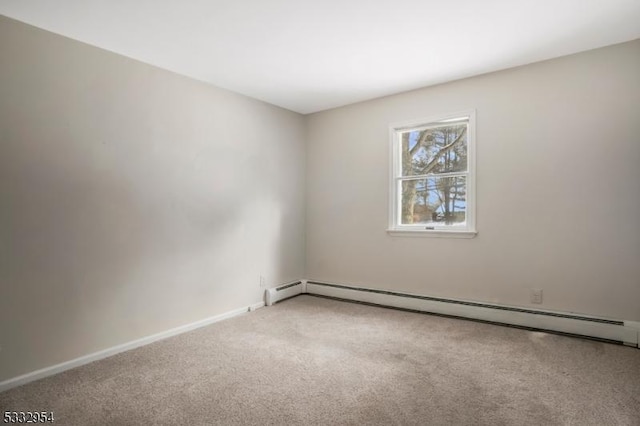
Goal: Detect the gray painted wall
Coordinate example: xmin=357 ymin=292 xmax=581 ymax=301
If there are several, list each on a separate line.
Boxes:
xmin=306 ymin=40 xmax=640 ymax=322
xmin=0 ymin=16 xmax=306 ymax=381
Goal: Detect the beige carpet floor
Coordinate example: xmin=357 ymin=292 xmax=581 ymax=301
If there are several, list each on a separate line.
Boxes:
xmin=1 ymin=295 xmax=639 ymax=425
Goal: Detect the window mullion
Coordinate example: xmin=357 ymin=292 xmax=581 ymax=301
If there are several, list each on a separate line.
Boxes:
xmin=397 ymin=171 xmax=468 ymax=181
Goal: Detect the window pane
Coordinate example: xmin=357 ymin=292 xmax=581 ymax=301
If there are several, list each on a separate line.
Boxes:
xmin=400 ymin=123 xmax=467 ymax=176
xmin=400 ymin=176 xmax=467 ymax=226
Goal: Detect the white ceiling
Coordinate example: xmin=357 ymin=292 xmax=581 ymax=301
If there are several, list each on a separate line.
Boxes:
xmin=1 ymin=1 xmax=639 ymax=114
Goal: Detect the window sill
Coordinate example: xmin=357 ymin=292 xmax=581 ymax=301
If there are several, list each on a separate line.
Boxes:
xmin=386 ymin=229 xmax=478 ymax=239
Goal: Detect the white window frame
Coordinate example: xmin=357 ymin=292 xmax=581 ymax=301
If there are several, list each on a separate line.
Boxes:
xmin=388 ymin=110 xmax=477 ymax=238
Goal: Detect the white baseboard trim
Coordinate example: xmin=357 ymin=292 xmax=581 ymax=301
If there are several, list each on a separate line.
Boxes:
xmin=0 ymin=301 xmax=262 ymax=393
xmin=304 ymin=280 xmax=639 ymax=348
xmin=265 ymin=280 xmax=305 ymax=306
xmin=249 ymin=301 xmax=266 ymax=312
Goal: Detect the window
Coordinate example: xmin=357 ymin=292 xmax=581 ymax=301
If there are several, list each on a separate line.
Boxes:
xmin=388 ymin=111 xmax=476 ymax=237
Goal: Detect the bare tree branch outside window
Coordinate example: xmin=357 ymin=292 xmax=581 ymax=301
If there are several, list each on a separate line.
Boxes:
xmin=399 ymin=123 xmax=468 ymax=226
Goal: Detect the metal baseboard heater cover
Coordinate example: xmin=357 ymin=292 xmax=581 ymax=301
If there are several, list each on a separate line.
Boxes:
xmin=266 ymin=280 xmax=639 ymax=347
xmin=265 ymin=281 xmax=305 ymax=306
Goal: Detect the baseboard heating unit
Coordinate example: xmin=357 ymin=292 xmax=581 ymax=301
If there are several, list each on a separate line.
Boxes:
xmin=266 ymin=280 xmax=639 ymax=347
xmin=265 ymin=280 xmax=305 ymax=305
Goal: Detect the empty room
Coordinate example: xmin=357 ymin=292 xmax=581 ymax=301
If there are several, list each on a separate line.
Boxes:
xmin=1 ymin=1 xmax=639 ymax=425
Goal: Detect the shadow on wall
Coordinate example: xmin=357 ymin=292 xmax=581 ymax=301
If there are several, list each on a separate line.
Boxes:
xmin=0 ymin=14 xmax=306 ymax=382
xmin=0 ymin=131 xmax=287 ymax=381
